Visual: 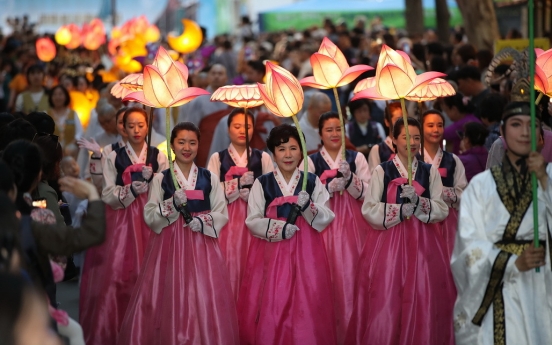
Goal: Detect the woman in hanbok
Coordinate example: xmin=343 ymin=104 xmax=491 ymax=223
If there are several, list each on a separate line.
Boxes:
xmin=422 ymin=109 xmax=467 ymax=258
xmin=118 ymin=122 xmax=238 ymax=345
xmin=238 ymin=124 xmax=336 ymax=345
xmin=452 ymin=101 xmax=552 ymax=345
xmin=207 ymin=108 xmax=273 ymax=301
xmin=304 ymin=111 xmax=370 ymax=344
xmin=367 ymin=101 xmax=404 ymax=172
xmin=80 ymin=107 xmax=168 ymax=345
xmin=345 ymin=117 xmax=455 ymax=345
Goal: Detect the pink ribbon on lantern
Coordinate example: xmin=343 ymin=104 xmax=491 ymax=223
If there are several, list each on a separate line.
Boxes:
xmin=320 ymin=169 xmax=338 ymax=184
xmin=122 ymin=163 xmax=145 ymax=185
xmin=386 ymin=177 xmax=425 ymax=204
xmin=184 ymin=190 xmax=204 ymax=200
xmin=225 ymin=166 xmax=249 ymax=181
xmin=438 ymin=168 xmax=448 ymax=178
xmin=266 ymin=195 xmax=298 ymax=219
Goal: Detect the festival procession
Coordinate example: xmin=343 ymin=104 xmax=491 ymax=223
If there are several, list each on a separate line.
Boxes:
xmin=0 ymin=0 xmax=551 ymax=344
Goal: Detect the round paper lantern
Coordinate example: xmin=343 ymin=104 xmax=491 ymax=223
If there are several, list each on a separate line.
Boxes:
xmin=144 ymin=25 xmax=161 ymax=43
xmin=65 ymin=24 xmax=82 ymax=50
xmin=55 ymin=26 xmax=71 ymax=46
xmin=167 ymin=19 xmax=203 ymax=54
xmin=36 ymin=37 xmax=56 ymax=62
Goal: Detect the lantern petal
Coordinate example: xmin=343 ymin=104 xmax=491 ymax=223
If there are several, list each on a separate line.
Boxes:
xmin=536 ymin=48 xmax=552 ymax=80
xmin=299 ymin=76 xmax=330 ymax=89
xmin=377 ymin=45 xmax=417 ymax=83
xmin=353 ymin=77 xmax=377 ymax=93
xmin=409 ymin=72 xmax=448 ymax=93
xmin=377 ymin=65 xmax=413 ymax=99
xmin=397 ymin=50 xmax=412 ymax=64
xmin=174 ymin=61 xmax=189 ymax=85
xmin=336 ymin=65 xmax=374 ymax=88
xmin=535 ymin=66 xmax=550 ymax=94
xmin=272 ymin=72 xmax=303 ymax=117
xmin=123 ymin=91 xmax=157 ymax=107
xmin=351 ymin=87 xmax=392 ymax=101
xmin=163 ymin=62 xmax=188 ymax=96
xmin=257 ymin=83 xmax=283 ymax=117
xmin=168 ymin=87 xmax=211 ymax=107
xmin=152 ymin=47 xmax=174 ymax=75
xmin=310 ymin=53 xmax=343 ymax=88
xmin=142 ymin=66 xmax=175 ymax=107
xmin=319 ymin=37 xmax=349 ymax=73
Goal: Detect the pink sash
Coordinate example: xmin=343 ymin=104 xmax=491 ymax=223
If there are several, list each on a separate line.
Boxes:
xmin=387 ymin=178 xmax=425 ymax=204
xmin=266 ymin=196 xmax=298 ymax=219
xmin=184 ymin=190 xmax=204 ymax=200
xmin=225 ymin=166 xmax=249 ymax=181
xmin=320 ymin=169 xmax=338 ymax=184
xmin=122 ymin=163 xmax=145 ymax=185
xmin=438 ymin=168 xmax=448 ymax=178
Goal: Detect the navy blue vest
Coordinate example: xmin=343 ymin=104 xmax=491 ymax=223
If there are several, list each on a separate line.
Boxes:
xmin=347 ymin=121 xmax=382 ymax=147
xmin=309 ymin=150 xmax=357 ymax=184
xmin=379 ymin=142 xmax=395 ymax=163
xmin=217 ymin=148 xmax=264 ymax=182
xmin=114 ymin=146 xmax=160 ymax=186
xmin=438 ymin=151 xmax=456 ymax=188
xmin=257 ymin=171 xmax=317 ymax=219
xmin=160 ymin=168 xmax=212 ymax=213
xmin=380 ymin=160 xmax=432 ymax=203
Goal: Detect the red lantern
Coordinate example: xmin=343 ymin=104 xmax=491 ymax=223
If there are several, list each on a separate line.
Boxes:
xmin=36 ymin=37 xmax=56 ymax=62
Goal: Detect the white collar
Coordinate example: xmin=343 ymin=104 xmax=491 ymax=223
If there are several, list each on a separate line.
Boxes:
xmin=173 ymin=163 xmax=198 ymax=190
xmin=125 ymin=142 xmax=147 ymax=165
xmin=228 ymin=144 xmax=249 ymax=167
xmin=274 ymin=167 xmax=301 ymax=196
xmin=320 ymin=146 xmax=343 ymax=169
xmin=423 ymin=147 xmax=443 ymax=167
xmin=392 ymin=154 xmax=418 ymax=179
xmin=384 ymin=136 xmax=395 ymax=152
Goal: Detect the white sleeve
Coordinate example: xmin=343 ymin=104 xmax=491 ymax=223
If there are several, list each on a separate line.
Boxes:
xmin=245 ymin=179 xmax=289 ymax=242
xmin=90 ymin=144 xmax=112 ymax=193
xmin=74 ymin=115 xmax=84 ymax=141
xmin=346 ymin=153 xmax=370 ymax=199
xmin=445 ymin=154 xmax=468 ymax=210
xmin=14 ymin=93 xmax=23 ymax=112
xmin=301 ymin=176 xmax=335 ymax=231
xmin=376 ymin=122 xmax=386 ymax=142
xmin=190 ymin=172 xmax=229 ymax=238
xmin=155 ymin=151 xmax=169 ymax=172
xmin=368 ymin=144 xmax=381 ymax=172
xmin=143 ymin=173 xmax=180 ymax=234
xmin=299 ymin=157 xmax=316 ymax=173
xmin=100 ymin=151 xmax=136 ymax=209
xmin=361 ymin=165 xmax=403 ymax=229
xmin=413 ymin=165 xmax=449 ymax=223
xmin=261 ymin=152 xmax=275 ymax=174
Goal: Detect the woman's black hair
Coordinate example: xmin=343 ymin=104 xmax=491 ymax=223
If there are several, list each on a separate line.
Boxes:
xmin=441 ymin=93 xmax=476 ymax=114
xmin=317 ymin=111 xmax=340 ymax=135
xmin=115 ymin=106 xmax=129 ymax=122
xmin=347 ymin=99 xmax=371 ymax=122
xmin=392 ymin=117 xmax=422 ymax=140
xmin=0 ymin=118 xmax=37 ymax=150
xmin=266 ymin=124 xmax=304 ymax=154
xmin=47 ymin=85 xmax=70 ymax=108
xmin=477 ymin=93 xmax=507 ymax=123
xmin=1 ymin=140 xmax=43 ymax=214
xmin=463 ymin=122 xmax=489 ymax=147
xmin=122 ymin=106 xmax=148 ymax=127
xmin=26 ymin=112 xmax=55 ymax=134
xmin=0 ymin=161 xmax=16 ymax=195
xmin=32 ymin=134 xmax=62 ymax=184
xmin=384 ymin=102 xmax=402 ymax=128
xmin=170 ymin=122 xmax=201 ymax=144
xmin=0 ymin=192 xmax=22 ymax=274
xmin=0 ymin=112 xmax=14 ymax=129
xmin=25 ymin=64 xmax=44 ymax=78
xmin=227 ymin=108 xmax=255 ymax=127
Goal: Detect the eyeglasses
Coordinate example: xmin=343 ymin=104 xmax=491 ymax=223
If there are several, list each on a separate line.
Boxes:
xmin=32 ymin=132 xmax=59 ymax=147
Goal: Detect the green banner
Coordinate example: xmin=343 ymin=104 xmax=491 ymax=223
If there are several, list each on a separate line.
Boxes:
xmin=261 ymin=7 xmax=463 ymax=32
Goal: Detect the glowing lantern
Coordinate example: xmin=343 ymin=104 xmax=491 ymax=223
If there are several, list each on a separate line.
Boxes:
xmin=82 ymin=19 xmax=106 ymax=51
xmin=210 ymin=85 xmax=264 ymax=108
xmin=535 ymin=48 xmax=552 ymax=99
xmin=55 ymin=26 xmax=71 ymax=46
xmin=144 ymin=25 xmax=161 ymax=43
xmin=168 ymin=19 xmax=203 ymax=54
xmin=65 ymin=24 xmax=82 ymax=50
xmin=405 ymin=78 xmax=456 ymax=102
xmin=36 ymin=37 xmax=56 ymax=62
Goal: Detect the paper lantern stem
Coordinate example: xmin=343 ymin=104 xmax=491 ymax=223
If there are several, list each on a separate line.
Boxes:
xmin=145 ymin=107 xmax=154 ymax=165
xmin=292 ymin=115 xmax=309 ymax=191
xmin=245 ymin=106 xmax=250 ymax=170
xmin=400 ymin=98 xmax=413 ymax=185
xmin=332 ymin=88 xmax=346 ymax=162
xmin=166 ymin=107 xmax=179 ymax=190
xmin=535 ymin=92 xmax=543 ymax=106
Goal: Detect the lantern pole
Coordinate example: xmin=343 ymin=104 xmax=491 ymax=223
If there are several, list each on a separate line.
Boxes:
xmin=166 ymin=107 xmax=179 ymax=189
xmin=244 ymin=106 xmax=250 ymax=169
xmin=400 ymin=98 xmax=413 ymax=185
xmin=528 ymin=0 xmax=540 ymax=272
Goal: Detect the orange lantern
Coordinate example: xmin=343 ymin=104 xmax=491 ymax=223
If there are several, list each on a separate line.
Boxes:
xmin=36 ymin=37 xmax=56 ymax=62
xmin=65 ymin=24 xmax=82 ymax=50
xmin=144 ymin=25 xmax=161 ymax=43
xmin=167 ymin=19 xmax=203 ymax=54
xmin=82 ymin=19 xmax=106 ymax=51
xmin=55 ymin=26 xmax=71 ymax=45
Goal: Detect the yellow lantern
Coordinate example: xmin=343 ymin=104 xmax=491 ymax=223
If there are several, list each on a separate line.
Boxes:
xmin=55 ymin=26 xmax=71 ymax=46
xmin=167 ymin=19 xmax=203 ymax=54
